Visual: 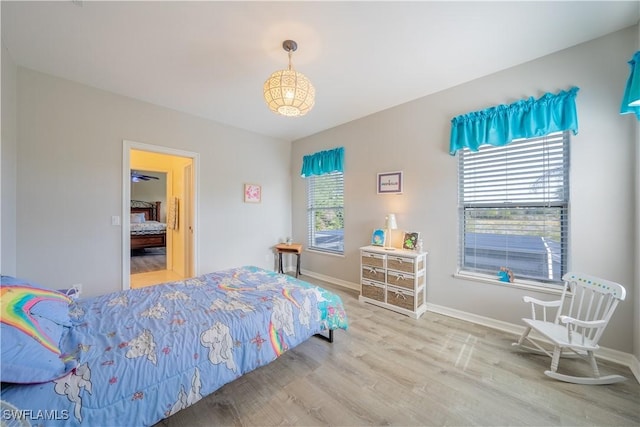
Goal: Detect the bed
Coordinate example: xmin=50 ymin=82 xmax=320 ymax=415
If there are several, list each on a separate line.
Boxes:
xmin=130 ymin=200 xmax=167 ymax=250
xmin=0 ymin=266 xmax=348 ymax=426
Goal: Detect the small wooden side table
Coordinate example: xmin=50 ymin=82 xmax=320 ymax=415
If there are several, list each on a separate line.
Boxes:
xmin=275 ymin=243 xmax=303 ymax=278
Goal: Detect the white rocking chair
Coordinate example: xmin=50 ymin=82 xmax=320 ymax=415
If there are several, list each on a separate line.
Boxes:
xmin=512 ymin=272 xmax=627 ymax=385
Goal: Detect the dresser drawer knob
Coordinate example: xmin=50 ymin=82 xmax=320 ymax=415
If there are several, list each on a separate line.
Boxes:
xmin=393 ymin=291 xmax=407 ymax=300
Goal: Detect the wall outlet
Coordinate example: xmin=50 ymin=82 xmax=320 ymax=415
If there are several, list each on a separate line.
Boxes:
xmin=111 ymin=215 xmax=120 ymax=226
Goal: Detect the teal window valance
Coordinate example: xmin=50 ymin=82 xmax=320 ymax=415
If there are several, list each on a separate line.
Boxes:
xmin=449 ymin=87 xmax=579 ymax=155
xmin=300 ymin=147 xmax=344 ymax=178
xmin=620 ymin=51 xmax=640 ymax=120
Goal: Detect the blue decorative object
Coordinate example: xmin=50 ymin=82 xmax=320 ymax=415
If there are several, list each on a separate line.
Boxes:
xmin=497 ymin=267 xmax=514 ymax=283
xmin=300 ymin=147 xmax=344 ymax=177
xmin=371 ymin=229 xmax=386 ymax=246
xmin=620 ymin=51 xmax=640 ymax=120
xmin=449 ymin=87 xmax=579 ymax=155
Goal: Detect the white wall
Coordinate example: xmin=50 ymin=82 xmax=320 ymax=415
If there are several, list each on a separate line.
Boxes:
xmin=15 ymin=68 xmax=291 ymax=297
xmin=635 ymin=22 xmax=640 ymax=366
xmin=292 ymin=26 xmax=637 ymax=353
xmin=1 ymin=39 xmax=17 ymax=276
xmin=635 ymin=83 xmax=639 ymax=365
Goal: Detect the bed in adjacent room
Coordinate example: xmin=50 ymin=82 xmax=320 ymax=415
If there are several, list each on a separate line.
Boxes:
xmin=130 ymin=200 xmax=167 ymax=250
xmin=0 ymin=266 xmax=348 ymax=426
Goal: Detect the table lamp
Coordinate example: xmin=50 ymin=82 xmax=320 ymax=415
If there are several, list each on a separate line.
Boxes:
xmin=384 ymin=213 xmax=398 ymax=250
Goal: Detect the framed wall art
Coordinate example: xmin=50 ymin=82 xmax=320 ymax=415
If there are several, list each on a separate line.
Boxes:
xmin=244 ymin=183 xmax=261 ymax=203
xmin=377 ymin=171 xmax=403 ymax=194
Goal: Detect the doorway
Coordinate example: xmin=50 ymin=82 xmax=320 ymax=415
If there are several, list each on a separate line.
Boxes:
xmin=122 ymin=140 xmax=199 ymax=291
xmin=130 ymin=170 xmax=168 ymax=280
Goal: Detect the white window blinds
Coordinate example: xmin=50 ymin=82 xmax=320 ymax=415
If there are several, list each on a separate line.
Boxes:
xmin=458 ymin=131 xmax=570 ymax=283
xmin=307 ymin=172 xmax=344 ymax=254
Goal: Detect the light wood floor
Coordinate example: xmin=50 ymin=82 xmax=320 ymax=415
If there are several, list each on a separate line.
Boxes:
xmin=156 ymin=275 xmax=640 ymax=427
xmin=130 ymin=248 xmax=166 ymax=274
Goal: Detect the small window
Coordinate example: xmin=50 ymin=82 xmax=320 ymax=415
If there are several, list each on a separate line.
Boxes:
xmin=307 ymin=172 xmax=344 ymax=254
xmin=458 ymin=131 xmax=569 ymax=284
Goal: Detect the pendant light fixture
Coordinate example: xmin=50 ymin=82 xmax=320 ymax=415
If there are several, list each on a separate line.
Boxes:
xmin=263 ymin=40 xmax=315 ymax=117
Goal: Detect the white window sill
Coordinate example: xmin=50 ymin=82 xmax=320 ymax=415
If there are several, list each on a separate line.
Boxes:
xmin=453 ymin=270 xmax=564 ymax=296
xmin=306 ymin=248 xmax=346 ymax=258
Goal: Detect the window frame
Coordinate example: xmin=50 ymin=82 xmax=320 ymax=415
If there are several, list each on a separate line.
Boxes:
xmin=457 ymin=131 xmax=570 ymax=287
xmin=306 ymin=171 xmax=345 ymax=255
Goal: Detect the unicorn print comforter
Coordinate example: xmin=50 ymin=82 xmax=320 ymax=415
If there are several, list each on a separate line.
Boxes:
xmin=1 ymin=266 xmax=348 ymax=426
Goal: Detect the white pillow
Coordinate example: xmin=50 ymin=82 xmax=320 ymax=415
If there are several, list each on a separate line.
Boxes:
xmin=130 ymin=213 xmax=146 ymax=223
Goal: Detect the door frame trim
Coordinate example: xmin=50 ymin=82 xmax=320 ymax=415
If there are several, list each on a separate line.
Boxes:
xmin=122 ymin=140 xmax=200 ymax=290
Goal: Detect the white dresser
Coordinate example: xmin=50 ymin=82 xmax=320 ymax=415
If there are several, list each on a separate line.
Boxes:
xmin=358 ymin=245 xmax=428 ymax=318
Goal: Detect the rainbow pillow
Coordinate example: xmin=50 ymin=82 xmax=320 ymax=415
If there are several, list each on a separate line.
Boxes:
xmin=1 ymin=276 xmax=74 ymax=383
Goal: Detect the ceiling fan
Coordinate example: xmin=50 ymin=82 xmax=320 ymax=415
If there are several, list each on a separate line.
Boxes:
xmin=131 ymin=171 xmax=159 ymax=182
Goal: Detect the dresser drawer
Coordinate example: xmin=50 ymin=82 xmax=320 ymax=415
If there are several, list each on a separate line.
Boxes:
xmin=362 ymin=266 xmax=386 ymax=283
xmin=386 ymin=270 xmax=415 ymax=290
xmin=387 ymin=255 xmax=416 ymax=273
xmin=386 ymin=286 xmax=416 ymax=311
xmin=361 ymin=279 xmax=385 ymax=302
xmin=389 ymin=270 xmax=426 ymax=288
xmin=361 ymin=251 xmax=385 ymax=268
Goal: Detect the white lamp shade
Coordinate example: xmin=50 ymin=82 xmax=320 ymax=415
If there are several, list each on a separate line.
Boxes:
xmin=385 ymin=214 xmax=398 ymax=230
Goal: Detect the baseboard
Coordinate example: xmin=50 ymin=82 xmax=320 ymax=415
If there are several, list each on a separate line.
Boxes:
xmin=426 ymin=302 xmax=640 ymax=384
xmin=426 ymin=303 xmax=525 ymax=336
xmin=299 ymin=269 xmax=360 ymax=292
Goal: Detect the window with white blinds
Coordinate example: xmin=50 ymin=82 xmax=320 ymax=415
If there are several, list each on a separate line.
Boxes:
xmin=307 ymin=172 xmax=344 ymax=254
xmin=458 ymin=131 xmax=570 ymax=284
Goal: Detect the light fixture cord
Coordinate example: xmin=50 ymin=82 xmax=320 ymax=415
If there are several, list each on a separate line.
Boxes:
xmin=288 ymin=50 xmax=293 ymax=71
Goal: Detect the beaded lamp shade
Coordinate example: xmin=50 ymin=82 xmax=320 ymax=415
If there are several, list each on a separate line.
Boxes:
xmin=263 ymin=40 xmax=315 ymax=117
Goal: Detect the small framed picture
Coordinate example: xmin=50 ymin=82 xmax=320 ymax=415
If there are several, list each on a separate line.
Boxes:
xmin=244 ymin=183 xmax=261 ymax=203
xmin=402 ymin=232 xmax=420 ymax=250
xmin=371 ymin=229 xmax=386 ymax=246
xmin=377 ymin=171 xmax=403 ymax=194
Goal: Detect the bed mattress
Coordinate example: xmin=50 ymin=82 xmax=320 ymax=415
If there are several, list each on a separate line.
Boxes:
xmin=130 ymin=221 xmax=167 ymax=236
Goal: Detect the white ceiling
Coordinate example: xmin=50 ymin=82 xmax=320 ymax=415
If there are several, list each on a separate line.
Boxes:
xmin=2 ymin=1 xmax=639 ymax=141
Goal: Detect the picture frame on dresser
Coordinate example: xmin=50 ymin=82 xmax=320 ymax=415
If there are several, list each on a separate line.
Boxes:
xmin=371 ymin=229 xmax=386 ymax=246
xmin=402 ymin=231 xmax=420 ymax=250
